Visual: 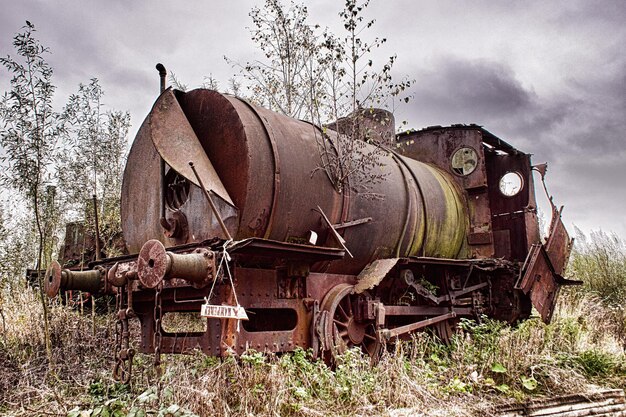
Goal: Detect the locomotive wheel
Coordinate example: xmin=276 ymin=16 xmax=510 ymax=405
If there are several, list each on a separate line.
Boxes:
xmin=433 ymin=318 xmax=457 ymax=344
xmin=320 ymin=283 xmax=381 ymax=363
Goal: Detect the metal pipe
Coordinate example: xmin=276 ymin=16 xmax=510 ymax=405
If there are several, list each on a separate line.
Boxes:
xmin=44 ymin=260 xmax=103 ymax=298
xmin=156 ymin=63 xmax=167 ymax=225
xmin=379 ymin=312 xmax=456 ymax=340
xmin=137 ymin=239 xmax=216 ymax=289
xmin=156 ymin=63 xmax=167 ymax=94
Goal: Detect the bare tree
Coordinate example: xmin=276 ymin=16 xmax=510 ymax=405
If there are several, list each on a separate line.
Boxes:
xmin=59 ymin=78 xmax=130 ymax=258
xmin=225 ymin=0 xmax=323 ymax=119
xmin=229 ymin=0 xmax=413 ymax=195
xmin=0 ymin=21 xmax=60 ymax=360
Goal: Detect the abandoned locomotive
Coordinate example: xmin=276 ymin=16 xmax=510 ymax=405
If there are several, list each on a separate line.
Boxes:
xmin=45 ymin=68 xmax=576 ymax=381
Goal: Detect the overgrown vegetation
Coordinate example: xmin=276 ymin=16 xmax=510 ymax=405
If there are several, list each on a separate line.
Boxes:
xmin=570 ymin=228 xmax=626 ymax=308
xmin=0 ymin=285 xmax=624 ymax=417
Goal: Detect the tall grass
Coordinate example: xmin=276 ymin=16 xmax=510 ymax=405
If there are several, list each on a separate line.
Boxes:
xmin=570 ymin=228 xmax=626 ymax=308
xmin=1 ymin=287 xmax=624 ymax=417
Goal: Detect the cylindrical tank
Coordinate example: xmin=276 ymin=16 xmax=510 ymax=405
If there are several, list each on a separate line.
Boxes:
xmin=121 ymin=89 xmax=468 ymax=274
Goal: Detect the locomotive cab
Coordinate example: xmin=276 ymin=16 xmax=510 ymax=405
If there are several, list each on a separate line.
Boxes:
xmin=396 ymin=125 xmax=576 ymax=321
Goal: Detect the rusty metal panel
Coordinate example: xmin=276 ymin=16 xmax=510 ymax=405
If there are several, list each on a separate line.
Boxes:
xmin=486 ymin=151 xmax=536 ymax=262
xmin=492 ymin=230 xmax=511 ymax=258
xmin=396 ymin=127 xmax=494 ymax=259
xmin=518 ymin=244 xmax=559 ymax=322
xmin=120 ymin=118 xmax=165 ymax=253
xmin=233 ymin=267 xmax=310 ymax=354
xmin=178 ymin=91 xmax=276 ymax=239
xmin=354 ymin=258 xmax=399 ymax=293
xmin=149 ymin=88 xmax=234 ymax=206
xmin=466 ymin=190 xmax=495 ymax=258
xmin=545 ymin=207 xmax=574 ymax=276
xmin=395 ymin=127 xmax=488 ymax=190
xmin=468 ymin=231 xmax=493 ymax=245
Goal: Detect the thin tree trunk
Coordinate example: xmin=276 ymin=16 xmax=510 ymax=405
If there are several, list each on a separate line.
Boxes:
xmin=34 ymin=192 xmax=53 ymax=364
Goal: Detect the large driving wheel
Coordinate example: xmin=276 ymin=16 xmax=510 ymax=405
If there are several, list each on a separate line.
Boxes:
xmin=320 ymin=283 xmax=381 ymax=363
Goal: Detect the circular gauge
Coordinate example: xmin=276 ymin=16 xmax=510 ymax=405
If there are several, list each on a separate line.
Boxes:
xmin=451 ymin=147 xmax=478 ymax=176
xmin=499 ymin=172 xmax=523 ymax=197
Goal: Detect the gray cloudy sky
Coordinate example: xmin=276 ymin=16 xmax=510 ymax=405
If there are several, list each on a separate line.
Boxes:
xmin=1 ymin=0 xmax=625 ymax=238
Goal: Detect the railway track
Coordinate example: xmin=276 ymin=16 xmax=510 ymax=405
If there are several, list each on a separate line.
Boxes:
xmin=500 ymin=389 xmax=626 ymax=417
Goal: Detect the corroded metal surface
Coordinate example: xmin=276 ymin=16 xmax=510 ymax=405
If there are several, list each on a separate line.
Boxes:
xmin=545 ymin=206 xmax=574 ymax=275
xmin=123 ymin=89 xmax=468 ymax=274
xmin=518 ymin=244 xmax=560 ymax=322
xmin=354 ymin=258 xmax=399 ymax=294
xmin=50 ymin=83 xmax=575 ymax=374
xmin=137 ymin=240 xmax=169 ymax=289
xmin=149 ymin=89 xmax=233 ymax=206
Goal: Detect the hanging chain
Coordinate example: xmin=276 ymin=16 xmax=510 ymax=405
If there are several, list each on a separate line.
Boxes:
xmin=153 ymin=282 xmax=163 ymax=379
xmin=114 ymin=287 xmax=122 ymax=356
xmin=113 ymin=285 xmax=135 ymax=384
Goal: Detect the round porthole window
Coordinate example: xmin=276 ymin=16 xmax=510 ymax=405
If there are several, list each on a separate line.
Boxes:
xmin=499 ymin=171 xmax=523 ymax=197
xmin=451 ymin=147 xmax=478 ymax=176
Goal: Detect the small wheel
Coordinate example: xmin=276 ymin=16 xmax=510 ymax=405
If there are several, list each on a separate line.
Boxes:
xmin=320 ymin=283 xmax=381 ymax=363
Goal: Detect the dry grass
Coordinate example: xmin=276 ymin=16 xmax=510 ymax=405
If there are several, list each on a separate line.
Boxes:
xmin=0 ymin=287 xmax=115 ymax=415
xmin=0 ymin=286 xmax=624 ymax=417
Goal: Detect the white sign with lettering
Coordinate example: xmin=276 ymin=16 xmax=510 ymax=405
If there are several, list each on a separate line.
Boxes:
xmin=201 ymin=304 xmax=249 ymax=320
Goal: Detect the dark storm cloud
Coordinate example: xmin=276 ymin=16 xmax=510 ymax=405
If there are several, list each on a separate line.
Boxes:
xmin=413 ymin=58 xmax=534 ymax=118
xmin=405 ymin=52 xmax=625 ymax=156
xmin=406 ymin=57 xmax=570 ymax=154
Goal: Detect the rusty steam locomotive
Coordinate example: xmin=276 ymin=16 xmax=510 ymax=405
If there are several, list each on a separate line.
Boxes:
xmin=45 ymin=66 xmax=576 ymax=381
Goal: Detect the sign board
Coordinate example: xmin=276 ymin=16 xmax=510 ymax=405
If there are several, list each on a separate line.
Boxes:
xmin=200 ymin=304 xmax=249 ymax=320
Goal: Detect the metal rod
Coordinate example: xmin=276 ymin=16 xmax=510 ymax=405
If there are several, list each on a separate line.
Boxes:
xmin=383 ymin=306 xmax=471 ymax=316
xmin=332 ymin=217 xmax=372 ymax=230
xmin=188 ymin=161 xmax=233 ymax=241
xmin=380 ymin=311 xmax=456 ymax=340
xmin=156 ymin=63 xmax=167 ymax=223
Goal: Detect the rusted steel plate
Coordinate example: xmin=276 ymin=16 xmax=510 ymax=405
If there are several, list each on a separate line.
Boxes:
xmin=487 ymin=152 xmax=534 ymax=262
xmin=545 ymin=206 xmax=574 ymax=276
xmin=354 ymin=258 xmax=399 ymax=293
xmin=121 ymin=117 xmax=165 ymax=253
xmin=518 ymin=244 xmax=559 ymax=322
xmin=149 ymin=88 xmax=234 ymax=207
